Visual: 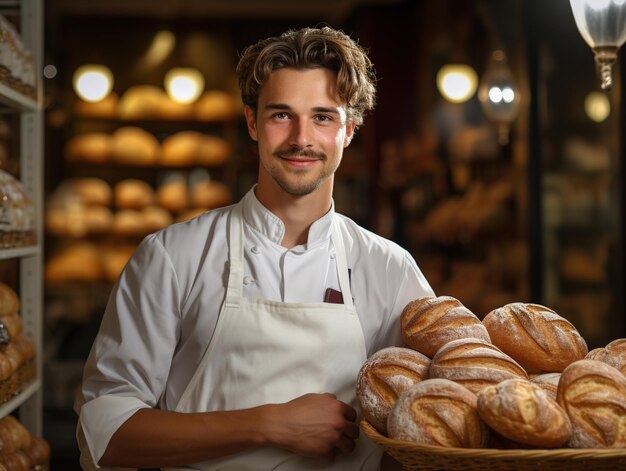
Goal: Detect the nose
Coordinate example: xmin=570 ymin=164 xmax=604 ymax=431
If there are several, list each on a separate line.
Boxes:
xmin=289 ymin=117 xmax=312 ymax=147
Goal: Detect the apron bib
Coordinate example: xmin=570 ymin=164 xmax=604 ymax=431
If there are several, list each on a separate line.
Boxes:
xmin=167 ymin=203 xmax=380 ymax=470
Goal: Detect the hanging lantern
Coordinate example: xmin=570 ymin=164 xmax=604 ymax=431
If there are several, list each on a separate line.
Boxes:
xmin=478 ymin=50 xmax=521 ymax=146
xmin=569 ymin=0 xmax=626 ymax=91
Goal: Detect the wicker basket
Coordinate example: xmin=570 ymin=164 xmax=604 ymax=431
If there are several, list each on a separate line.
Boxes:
xmin=361 ymin=420 xmax=626 ymax=471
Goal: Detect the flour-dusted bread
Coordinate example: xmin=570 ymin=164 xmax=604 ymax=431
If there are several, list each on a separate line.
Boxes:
xmin=482 ymin=303 xmax=588 ymax=373
xmin=356 ymin=346 xmax=430 ymax=435
xmin=429 ymin=337 xmax=528 ymax=394
xmin=585 ymin=338 xmax=626 ymax=376
xmin=557 ymin=359 xmax=626 ymax=448
xmin=530 ymin=372 xmax=561 ymax=401
xmin=387 ymin=378 xmax=489 ymax=448
xmin=477 ymin=378 xmax=571 ymax=448
xmin=401 ymin=295 xmax=490 ymax=358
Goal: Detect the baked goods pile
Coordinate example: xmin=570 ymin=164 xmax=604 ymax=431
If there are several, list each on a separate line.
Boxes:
xmin=0 ymin=283 xmax=36 ymax=406
xmin=357 ymin=295 xmax=626 ymax=450
xmin=0 ymin=415 xmax=50 ymax=470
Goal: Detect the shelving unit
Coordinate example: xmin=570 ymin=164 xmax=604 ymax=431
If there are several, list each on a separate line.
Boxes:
xmin=0 ymin=0 xmax=44 ymax=437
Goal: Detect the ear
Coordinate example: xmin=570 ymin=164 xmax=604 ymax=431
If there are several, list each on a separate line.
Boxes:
xmin=343 ymin=121 xmax=357 ymax=148
xmin=244 ymin=105 xmax=258 ymax=141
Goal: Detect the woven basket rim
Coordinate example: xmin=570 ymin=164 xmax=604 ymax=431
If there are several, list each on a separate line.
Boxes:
xmin=360 ymin=420 xmax=626 ymax=461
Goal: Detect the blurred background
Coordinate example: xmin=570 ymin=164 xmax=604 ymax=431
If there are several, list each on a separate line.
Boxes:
xmin=1 ymin=0 xmax=625 ymax=468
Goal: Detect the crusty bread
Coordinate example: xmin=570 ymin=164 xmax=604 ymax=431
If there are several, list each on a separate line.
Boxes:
xmin=401 ymin=296 xmax=491 ymax=358
xmin=557 ymin=359 xmax=626 ymax=448
xmin=530 ymin=372 xmax=561 ymax=401
xmin=387 ymin=378 xmax=489 ymax=448
xmin=585 ymin=338 xmax=626 ymax=376
xmin=429 ymin=337 xmax=528 ymax=394
xmin=356 ymin=346 xmax=430 ymax=435
xmin=0 ymin=282 xmax=19 ymax=317
xmin=477 ymin=378 xmax=571 ymax=448
xmin=482 ymin=303 xmax=588 ymax=373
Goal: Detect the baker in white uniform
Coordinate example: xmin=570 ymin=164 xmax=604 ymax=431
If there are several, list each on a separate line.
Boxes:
xmin=75 ymin=26 xmax=434 ymax=471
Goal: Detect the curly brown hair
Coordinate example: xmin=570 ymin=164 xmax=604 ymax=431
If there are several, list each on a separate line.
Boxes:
xmin=236 ymin=26 xmax=377 ymax=127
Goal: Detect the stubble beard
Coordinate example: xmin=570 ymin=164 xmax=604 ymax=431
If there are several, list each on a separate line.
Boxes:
xmin=269 ymin=148 xmax=334 ymax=196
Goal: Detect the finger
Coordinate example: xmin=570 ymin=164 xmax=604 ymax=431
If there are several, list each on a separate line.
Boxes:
xmin=334 ymin=435 xmax=357 ymax=455
xmin=342 ymin=404 xmax=357 ymax=422
xmin=343 ymin=421 xmax=360 ymax=439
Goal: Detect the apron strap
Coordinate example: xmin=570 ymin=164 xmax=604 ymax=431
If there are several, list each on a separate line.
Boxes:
xmin=224 ymin=202 xmax=245 ymax=308
xmin=332 ymin=217 xmax=353 ymax=307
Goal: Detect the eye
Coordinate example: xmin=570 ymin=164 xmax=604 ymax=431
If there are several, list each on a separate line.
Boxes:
xmin=314 ymin=114 xmax=333 ymax=123
xmin=272 ymin=112 xmax=290 ymax=120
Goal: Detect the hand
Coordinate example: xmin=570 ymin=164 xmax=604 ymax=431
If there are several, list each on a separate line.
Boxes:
xmin=262 ymin=393 xmax=360 ymax=460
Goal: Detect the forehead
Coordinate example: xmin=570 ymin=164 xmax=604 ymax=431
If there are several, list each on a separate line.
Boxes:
xmin=259 ymin=67 xmax=343 ymax=108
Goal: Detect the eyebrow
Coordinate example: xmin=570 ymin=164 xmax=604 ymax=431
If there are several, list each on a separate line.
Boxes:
xmin=264 ymin=103 xmax=342 ymax=115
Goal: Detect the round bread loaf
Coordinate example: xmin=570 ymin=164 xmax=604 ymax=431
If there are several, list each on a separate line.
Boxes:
xmin=114 ymin=179 xmax=155 ymax=209
xmin=477 ymin=378 xmax=571 ymax=448
xmin=111 ymin=127 xmax=160 ymax=166
xmin=429 ymin=337 xmax=528 ymax=394
xmin=401 ymin=296 xmax=491 ymax=358
xmin=64 ymin=132 xmax=112 ymax=164
xmin=482 ymin=303 xmax=588 ymax=373
xmin=530 ymin=372 xmax=561 ymax=401
xmin=356 ymin=346 xmax=430 ymax=435
xmin=0 ymin=282 xmax=19 ymax=317
xmin=557 ymin=359 xmax=626 ymax=448
xmin=585 ymin=338 xmax=626 ymax=375
xmin=387 ymin=378 xmax=489 ymax=448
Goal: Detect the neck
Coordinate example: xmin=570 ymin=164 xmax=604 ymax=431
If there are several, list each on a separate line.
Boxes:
xmin=255 ymin=177 xmax=333 ymax=248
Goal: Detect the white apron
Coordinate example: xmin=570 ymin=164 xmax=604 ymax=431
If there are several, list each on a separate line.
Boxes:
xmin=165 ymin=202 xmax=381 ymax=470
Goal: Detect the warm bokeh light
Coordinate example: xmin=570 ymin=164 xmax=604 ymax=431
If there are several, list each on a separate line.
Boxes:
xmin=164 ymin=68 xmax=205 ymax=104
xmin=436 ymin=64 xmax=478 ymax=103
xmin=144 ymin=30 xmax=176 ymax=66
xmin=72 ymin=64 xmax=114 ymax=102
xmin=584 ymin=91 xmax=611 ymax=122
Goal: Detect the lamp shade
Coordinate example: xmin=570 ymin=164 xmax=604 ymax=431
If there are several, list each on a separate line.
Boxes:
xmin=569 ymin=0 xmax=626 ymax=90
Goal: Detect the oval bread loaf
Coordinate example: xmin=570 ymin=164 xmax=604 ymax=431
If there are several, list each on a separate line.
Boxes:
xmin=585 ymin=338 xmax=626 ymax=375
xmin=387 ymin=378 xmax=489 ymax=448
xmin=482 ymin=303 xmax=588 ymax=373
xmin=557 ymin=359 xmax=626 ymax=448
xmin=477 ymin=378 xmax=571 ymax=448
xmin=429 ymin=337 xmax=528 ymax=394
xmin=530 ymin=372 xmax=561 ymax=401
xmin=356 ymin=346 xmax=430 ymax=435
xmin=401 ymin=296 xmax=490 ymax=358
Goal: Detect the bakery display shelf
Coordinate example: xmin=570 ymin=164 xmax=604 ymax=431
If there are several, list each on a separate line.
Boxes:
xmin=0 ymin=81 xmax=37 ymax=111
xmin=0 ymin=379 xmax=39 ymax=419
xmin=0 ymin=245 xmax=39 ymax=260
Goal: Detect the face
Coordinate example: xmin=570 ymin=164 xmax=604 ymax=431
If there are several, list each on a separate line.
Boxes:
xmin=245 ymin=67 xmax=356 ymax=198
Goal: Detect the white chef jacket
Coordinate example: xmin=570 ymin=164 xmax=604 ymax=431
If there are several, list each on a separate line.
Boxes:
xmin=76 ymin=186 xmax=434 ymax=468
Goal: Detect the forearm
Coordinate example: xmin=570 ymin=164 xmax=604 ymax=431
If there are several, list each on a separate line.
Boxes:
xmin=98 ymin=393 xmax=358 ymax=468
xmin=100 ymin=406 xmax=269 ymax=467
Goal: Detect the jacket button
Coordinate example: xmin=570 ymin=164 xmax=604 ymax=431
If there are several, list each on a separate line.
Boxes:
xmin=251 ymin=246 xmax=260 ymax=254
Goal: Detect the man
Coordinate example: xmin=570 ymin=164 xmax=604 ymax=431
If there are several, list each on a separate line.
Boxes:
xmin=76 ymin=26 xmax=433 ymax=470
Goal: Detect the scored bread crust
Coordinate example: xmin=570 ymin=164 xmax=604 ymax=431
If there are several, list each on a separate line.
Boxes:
xmin=401 ymin=296 xmax=491 ymax=358
xmin=585 ymin=338 xmax=626 ymax=376
xmin=482 ymin=303 xmax=588 ymax=373
xmin=429 ymin=337 xmax=528 ymax=394
xmin=477 ymin=378 xmax=571 ymax=448
xmin=557 ymin=359 xmax=626 ymax=448
xmin=356 ymin=346 xmax=430 ymax=435
xmin=387 ymin=378 xmax=489 ymax=448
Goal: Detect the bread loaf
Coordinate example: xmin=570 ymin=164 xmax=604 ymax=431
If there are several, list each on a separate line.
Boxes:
xmin=429 ymin=337 xmax=528 ymax=394
xmin=401 ymin=296 xmax=490 ymax=358
xmin=585 ymin=338 xmax=626 ymax=375
xmin=114 ymin=179 xmax=155 ymax=209
xmin=356 ymin=346 xmax=430 ymax=435
xmin=111 ymin=127 xmax=160 ymax=166
xmin=387 ymin=378 xmax=489 ymax=448
xmin=64 ymin=133 xmax=112 ymax=164
xmin=0 ymin=282 xmax=19 ymax=317
xmin=557 ymin=359 xmax=626 ymax=448
xmin=530 ymin=372 xmax=561 ymax=401
xmin=482 ymin=303 xmax=588 ymax=373
xmin=476 ymin=378 xmax=571 ymax=448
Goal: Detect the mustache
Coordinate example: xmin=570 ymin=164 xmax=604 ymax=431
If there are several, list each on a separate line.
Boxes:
xmin=274 ymin=148 xmax=326 ymax=160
